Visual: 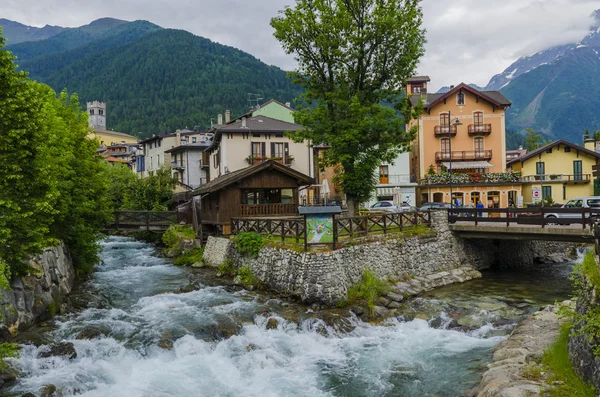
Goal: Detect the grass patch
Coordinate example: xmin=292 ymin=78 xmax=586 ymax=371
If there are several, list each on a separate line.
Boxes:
xmin=521 ymin=362 xmax=542 ymax=381
xmin=162 ymin=225 xmax=196 ymax=252
xmin=347 ymin=269 xmax=391 ymax=317
xmin=542 ymin=323 xmax=596 ymax=397
xmin=217 ymin=259 xmax=236 ymax=277
xmin=237 ymin=265 xmax=260 ymax=289
xmin=173 ymin=247 xmax=204 ymax=266
xmin=581 ymin=250 xmax=600 ymax=291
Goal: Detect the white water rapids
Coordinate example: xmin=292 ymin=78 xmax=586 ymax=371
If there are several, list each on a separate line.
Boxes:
xmin=7 ymin=236 xmax=571 ymax=397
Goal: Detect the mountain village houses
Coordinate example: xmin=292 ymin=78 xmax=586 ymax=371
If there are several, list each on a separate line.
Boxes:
xmin=86 ymin=80 xmax=600 ymax=217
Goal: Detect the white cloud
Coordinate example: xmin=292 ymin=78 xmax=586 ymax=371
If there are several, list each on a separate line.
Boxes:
xmin=1 ymin=0 xmax=599 ymax=91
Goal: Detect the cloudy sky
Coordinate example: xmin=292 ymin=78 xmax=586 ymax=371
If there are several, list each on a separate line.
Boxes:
xmin=2 ymin=0 xmax=599 ymax=91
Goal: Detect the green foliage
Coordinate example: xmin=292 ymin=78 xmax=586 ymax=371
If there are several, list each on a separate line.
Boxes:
xmin=347 ymin=269 xmax=391 ymax=317
xmin=524 ymin=128 xmax=549 ymax=152
xmin=581 ymin=250 xmax=600 ymax=291
xmin=121 ymin=167 xmax=177 ymax=211
xmin=173 ymin=248 xmax=204 ymax=267
xmin=237 ymin=265 xmax=259 ymax=288
xmin=11 ymin=24 xmax=300 ymax=136
xmin=162 ymin=225 xmax=196 ymax=252
xmin=235 ymin=232 xmax=264 ymax=258
xmin=542 ymin=323 xmax=596 ymax=397
xmin=543 ymin=195 xmax=555 ymax=206
xmin=0 ymin=343 xmax=19 ymax=370
xmin=271 ymin=0 xmax=426 ymax=214
xmin=584 ymin=128 xmax=591 ymax=140
xmin=0 ymin=29 xmax=111 ymax=277
xmin=104 ymin=163 xmax=139 ymax=210
xmin=521 ymin=362 xmax=542 ymax=381
xmin=217 ymin=260 xmax=236 ymax=278
xmin=46 ymin=301 xmax=59 ymax=318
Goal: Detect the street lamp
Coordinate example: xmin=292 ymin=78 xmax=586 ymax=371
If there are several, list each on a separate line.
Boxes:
xmin=448 ymin=113 xmax=463 ymax=206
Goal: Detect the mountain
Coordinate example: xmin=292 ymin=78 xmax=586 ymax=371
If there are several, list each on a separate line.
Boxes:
xmin=497 ymin=10 xmax=600 ymax=145
xmin=0 ymin=19 xmax=65 ymax=44
xmin=3 ymin=18 xmax=299 ymax=137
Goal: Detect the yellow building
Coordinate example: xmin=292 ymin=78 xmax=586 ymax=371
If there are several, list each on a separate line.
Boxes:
xmin=89 ymin=129 xmax=138 ymax=146
xmin=507 ymin=140 xmax=599 ymax=205
xmin=408 ymin=79 xmax=520 ymax=208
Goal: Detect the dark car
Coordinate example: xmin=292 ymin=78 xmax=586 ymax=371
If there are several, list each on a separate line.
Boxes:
xmin=418 ymin=202 xmax=450 ymax=211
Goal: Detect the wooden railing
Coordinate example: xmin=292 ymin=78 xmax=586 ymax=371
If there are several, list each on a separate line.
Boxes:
xmin=434 ymin=125 xmax=457 ymax=137
xmin=230 ymin=211 xmax=432 ymax=248
xmin=468 ymin=124 xmax=492 ymax=136
xmin=448 ymin=207 xmax=600 ymax=229
xmin=109 ymin=210 xmax=188 ymax=231
xmin=435 ymin=150 xmax=493 ymax=162
xmin=521 ymin=174 xmax=591 ymax=183
xmin=240 ymin=204 xmax=298 ymax=217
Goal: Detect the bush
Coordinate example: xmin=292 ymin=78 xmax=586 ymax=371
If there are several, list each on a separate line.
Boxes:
xmin=347 ymin=269 xmax=391 ymax=317
xmin=0 ymin=343 xmax=19 ymax=370
xmin=542 ymin=323 xmax=596 ymax=397
xmin=235 ymin=232 xmax=264 ymax=258
xmin=582 ymin=250 xmax=600 ymax=291
xmin=237 ymin=265 xmax=259 ymax=288
xmin=173 ymin=248 xmax=204 ymax=266
xmin=162 ymin=225 xmax=196 ymax=252
xmin=217 ymin=259 xmax=236 ymax=277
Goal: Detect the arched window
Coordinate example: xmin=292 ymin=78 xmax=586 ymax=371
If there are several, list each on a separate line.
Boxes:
xmin=89 ymin=109 xmax=95 ymax=115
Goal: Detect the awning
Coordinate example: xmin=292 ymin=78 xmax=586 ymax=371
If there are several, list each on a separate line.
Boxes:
xmin=441 ymin=161 xmax=493 ymax=170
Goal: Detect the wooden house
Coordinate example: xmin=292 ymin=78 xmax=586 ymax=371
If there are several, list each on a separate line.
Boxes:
xmin=193 ymin=160 xmax=314 ymax=235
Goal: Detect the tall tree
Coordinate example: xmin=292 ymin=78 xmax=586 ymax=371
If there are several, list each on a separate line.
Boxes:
xmin=524 ymin=128 xmax=546 ymax=152
xmin=271 ymin=0 xmax=426 ymax=214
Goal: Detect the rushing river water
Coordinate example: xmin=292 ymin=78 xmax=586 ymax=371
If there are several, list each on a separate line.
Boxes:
xmin=5 ymin=237 xmax=576 ymax=397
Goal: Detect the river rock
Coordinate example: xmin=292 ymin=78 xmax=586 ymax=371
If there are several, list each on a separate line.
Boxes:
xmin=75 ymin=326 xmax=108 ymax=340
xmin=38 ymin=342 xmax=77 ymax=360
xmin=266 ymin=318 xmax=279 ymax=330
xmin=40 ymin=384 xmax=60 ymax=397
xmin=21 ymin=393 xmax=36 ymax=397
xmin=372 ymin=306 xmax=391 ymax=318
xmin=385 ymin=292 xmax=404 ymax=303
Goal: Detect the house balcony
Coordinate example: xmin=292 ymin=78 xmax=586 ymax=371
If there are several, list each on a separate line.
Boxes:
xmin=240 ymin=203 xmax=298 ymax=217
xmin=170 ymin=160 xmax=185 ymax=170
xmin=521 ymin=174 xmax=591 ymax=183
xmin=246 ymin=155 xmax=295 ymax=166
xmin=434 ymin=125 xmax=457 ymax=138
xmin=378 ymin=174 xmax=416 ymax=185
xmin=435 ymin=150 xmax=493 ymax=162
xmin=468 ymin=124 xmax=492 ymax=136
xmin=421 ymin=171 xmax=522 ymax=186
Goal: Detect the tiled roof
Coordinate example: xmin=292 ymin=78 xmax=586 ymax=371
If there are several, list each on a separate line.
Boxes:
xmin=507 ymin=140 xmax=600 ymax=166
xmin=409 ymin=83 xmax=511 ymax=110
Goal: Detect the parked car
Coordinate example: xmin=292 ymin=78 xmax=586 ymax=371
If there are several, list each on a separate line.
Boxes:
xmin=368 ymin=201 xmax=407 ymax=213
xmin=419 ymin=202 xmax=451 ymax=211
xmin=544 ymin=196 xmax=600 ymax=222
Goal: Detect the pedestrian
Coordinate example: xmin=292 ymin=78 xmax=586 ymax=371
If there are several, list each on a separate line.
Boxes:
xmin=476 ymin=200 xmax=484 ymax=217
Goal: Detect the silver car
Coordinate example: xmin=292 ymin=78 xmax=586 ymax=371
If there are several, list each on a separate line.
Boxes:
xmin=544 ymin=196 xmax=600 ymax=222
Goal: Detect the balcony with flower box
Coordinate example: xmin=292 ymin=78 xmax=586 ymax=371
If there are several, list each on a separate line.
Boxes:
xmin=468 ymin=124 xmax=492 ymax=136
xmin=421 ymin=171 xmax=522 ymax=186
xmin=245 ymin=155 xmax=295 ymax=166
xmin=434 ymin=125 xmax=457 ymax=138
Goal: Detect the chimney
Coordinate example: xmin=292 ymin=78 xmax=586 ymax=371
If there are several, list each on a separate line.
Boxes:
xmin=176 ymin=132 xmax=181 ymax=146
xmin=225 ymin=110 xmax=231 ymax=123
xmin=241 ymin=117 xmax=247 ymax=128
xmin=218 ymin=114 xmax=223 ymax=125
xmin=449 ymin=85 xmax=455 ymax=89
xmin=518 ymin=145 xmax=523 ymax=150
xmin=285 ymin=102 xmax=291 ymax=108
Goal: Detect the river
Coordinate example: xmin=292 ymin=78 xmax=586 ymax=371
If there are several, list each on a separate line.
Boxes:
xmin=4 ymin=237 xmax=576 ymax=397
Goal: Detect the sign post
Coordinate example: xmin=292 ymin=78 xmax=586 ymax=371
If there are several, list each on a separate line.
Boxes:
xmin=299 ymin=206 xmax=343 ymax=251
xmin=532 ymin=187 xmax=541 ymax=204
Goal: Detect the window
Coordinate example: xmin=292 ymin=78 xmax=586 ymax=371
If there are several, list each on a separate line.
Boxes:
xmin=473 ymin=111 xmax=483 ymax=126
xmin=440 ymin=113 xmax=450 ymax=127
xmin=440 ymin=138 xmax=450 ymax=158
xmin=563 ymin=185 xmax=567 ymax=200
xmin=251 ymin=142 xmax=266 ymax=161
xmin=242 ymin=189 xmax=293 ymax=205
xmin=535 ymin=162 xmax=545 ymax=176
xmin=275 ymin=133 xmax=284 ymax=138
xmin=99 ymin=109 xmax=104 ymax=116
xmin=587 ymin=198 xmax=600 ymax=208
xmin=379 ymin=165 xmax=389 ymax=184
xmin=545 ymin=148 xmax=552 ymax=154
xmin=474 ymin=137 xmax=484 ymax=156
xmin=253 ymin=133 xmax=261 ymax=138
xmin=564 ymin=146 xmax=571 ymax=153
xmin=158 ymin=140 xmax=161 ymax=148
xmin=457 ymin=92 xmax=465 ymax=105
xmin=157 ymin=154 xmax=160 ymax=166
xmin=89 ymin=109 xmax=95 ymax=115
xmin=192 ymin=137 xmax=197 ymax=143
xmin=271 ymin=142 xmax=284 ymax=158
xmin=565 ymin=199 xmax=583 ymax=208
xmin=573 ymin=160 xmax=583 ymax=180
xmin=542 ymin=186 xmax=552 ymax=201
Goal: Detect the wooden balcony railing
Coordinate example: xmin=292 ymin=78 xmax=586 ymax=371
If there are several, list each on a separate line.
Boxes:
xmin=468 ymin=124 xmax=492 ymax=136
xmin=435 ymin=150 xmax=493 ymax=162
xmin=521 ymin=174 xmax=591 ymax=183
xmin=240 ymin=203 xmax=298 ymax=217
xmin=434 ymin=125 xmax=457 ymax=138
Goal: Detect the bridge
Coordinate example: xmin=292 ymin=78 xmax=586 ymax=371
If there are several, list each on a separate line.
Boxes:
xmin=448 ymin=207 xmax=598 ymax=243
xmin=107 ymin=210 xmax=192 ymax=232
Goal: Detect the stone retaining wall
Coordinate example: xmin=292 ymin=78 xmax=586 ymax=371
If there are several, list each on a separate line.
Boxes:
xmin=0 ymin=242 xmax=75 ymax=336
xmin=568 ymin=275 xmax=600 ymax=390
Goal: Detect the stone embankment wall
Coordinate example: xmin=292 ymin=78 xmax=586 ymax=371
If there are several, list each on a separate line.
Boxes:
xmin=473 ymin=303 xmax=569 ymax=397
xmin=203 ymin=210 xmax=576 ymax=305
xmin=569 ymin=276 xmax=600 ymax=390
xmin=0 ymin=242 xmax=75 ymax=336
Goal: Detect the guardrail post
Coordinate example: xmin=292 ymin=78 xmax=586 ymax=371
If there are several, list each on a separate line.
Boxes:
xmin=474 ymin=208 xmax=478 ymax=226
xmin=295 ymin=221 xmax=300 ymax=243
xmin=506 ymin=208 xmax=510 ymax=227
xmin=541 ymin=207 xmax=545 ymax=228
xmin=281 ymin=221 xmax=285 ymax=242
xmin=383 ymin=215 xmax=387 ymax=234
xmin=582 ymin=208 xmax=587 ymax=229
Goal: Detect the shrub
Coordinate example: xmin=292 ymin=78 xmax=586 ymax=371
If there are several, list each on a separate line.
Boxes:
xmin=521 ymin=362 xmax=542 ymax=381
xmin=235 ymin=232 xmax=264 ymax=258
xmin=582 ymin=250 xmax=600 ymax=291
xmin=237 ymin=265 xmax=259 ymax=288
xmin=542 ymin=323 xmax=596 ymax=397
xmin=347 ymin=269 xmax=391 ymax=317
xmin=162 ymin=225 xmax=196 ymax=252
xmin=217 ymin=260 xmax=236 ymax=277
xmin=173 ymin=248 xmax=204 ymax=266
xmin=0 ymin=343 xmax=19 ymax=370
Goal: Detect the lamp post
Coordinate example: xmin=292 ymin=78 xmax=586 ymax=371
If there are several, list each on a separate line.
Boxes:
xmin=447 ymin=114 xmax=463 ymax=206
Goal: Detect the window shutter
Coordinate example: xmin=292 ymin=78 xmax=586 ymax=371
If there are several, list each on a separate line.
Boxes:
xmin=261 ymin=142 xmax=266 ymax=157
xmin=284 ymin=143 xmax=289 ymax=155
xmin=271 ymin=142 xmax=275 ymax=157
xmin=251 ymin=142 xmax=254 ymax=157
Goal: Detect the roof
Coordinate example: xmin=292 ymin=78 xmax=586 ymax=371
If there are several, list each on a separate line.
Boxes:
xmin=193 ymin=160 xmax=314 ymax=195
xmin=104 ymin=156 xmax=130 ymax=163
xmin=164 ymin=142 xmax=211 ymax=154
xmin=138 ymin=130 xmax=212 ymax=144
xmin=207 ymin=115 xmax=303 ymax=153
xmin=507 ymin=140 xmax=600 ymax=166
xmin=224 ymin=99 xmax=296 ymax=125
xmin=93 ymin=129 xmax=138 ymax=140
xmin=506 ymin=148 xmax=527 ymax=159
xmin=408 ymin=83 xmax=511 ymax=110
xmin=407 ymin=76 xmax=431 ymax=83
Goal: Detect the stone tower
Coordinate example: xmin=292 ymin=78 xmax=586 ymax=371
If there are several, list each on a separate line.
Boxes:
xmin=87 ymin=101 xmax=106 ymax=130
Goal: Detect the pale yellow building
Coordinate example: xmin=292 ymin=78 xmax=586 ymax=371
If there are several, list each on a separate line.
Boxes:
xmin=508 ymin=140 xmax=599 ymax=204
xmin=408 ymin=79 xmax=520 ymax=208
xmin=89 ymin=129 xmax=138 ymax=146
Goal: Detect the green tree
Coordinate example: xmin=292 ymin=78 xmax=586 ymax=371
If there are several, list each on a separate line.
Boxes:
xmin=104 ymin=163 xmax=139 ymax=210
xmin=584 ymin=127 xmax=591 ymax=140
xmin=524 ymin=128 xmax=547 ymax=152
xmin=123 ymin=167 xmax=177 ymax=211
xmin=271 ymin=0 xmax=426 ymax=214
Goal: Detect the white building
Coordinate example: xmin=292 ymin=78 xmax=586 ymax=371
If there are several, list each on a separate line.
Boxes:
xmin=367 ymin=152 xmax=418 ymax=208
xmin=165 ymin=142 xmax=211 ymax=189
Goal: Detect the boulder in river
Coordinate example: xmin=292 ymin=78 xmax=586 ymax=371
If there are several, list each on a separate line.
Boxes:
xmin=266 ymin=318 xmax=279 ymax=330
xmin=39 ymin=384 xmax=60 ymax=397
xmin=75 ymin=326 xmax=108 ymax=340
xmin=38 ymin=342 xmax=77 ymax=360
